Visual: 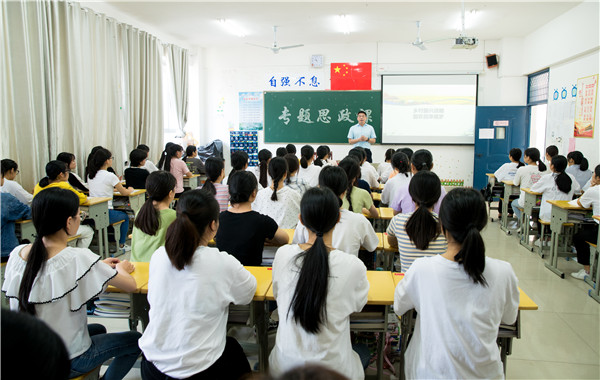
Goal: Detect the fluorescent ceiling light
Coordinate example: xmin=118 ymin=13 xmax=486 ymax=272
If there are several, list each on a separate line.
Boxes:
xmin=454 ymin=9 xmax=480 ymax=32
xmin=336 ymin=14 xmax=351 ymax=35
xmin=218 ymin=18 xmax=246 ymax=37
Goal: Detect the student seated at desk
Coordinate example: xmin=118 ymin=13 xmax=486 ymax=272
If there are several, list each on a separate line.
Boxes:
xmin=184 ymin=145 xmax=206 ymax=175
xmin=160 ymin=144 xmax=193 ymax=198
xmin=293 ymin=166 xmax=379 ymax=258
xmin=252 ymin=157 xmax=301 ymax=229
xmin=387 ymin=171 xmax=447 ymax=272
xmin=566 ymin=150 xmax=592 ymax=189
xmin=33 ymin=161 xmax=94 ymax=248
xmin=494 ymin=148 xmax=524 ymax=219
xmin=511 ymin=147 xmax=546 ymax=229
xmin=348 ymin=147 xmax=379 ymax=190
xmin=571 ymin=164 xmax=600 ymax=280
xmin=85 ymin=146 xmax=117 ymax=180
xmin=139 ymin=190 xmax=256 ymax=380
xmin=297 ymin=145 xmax=322 ymax=188
xmin=314 ymin=145 xmax=333 ymax=167
xmin=136 ymin=144 xmax=159 ymax=173
xmin=284 ymin=153 xmax=310 ymax=197
xmin=123 ymin=149 xmax=149 ymax=189
xmin=1 ymin=193 xmax=31 ymax=259
xmin=339 ymin=157 xmax=378 ymax=219
xmin=394 ymin=188 xmax=519 ymax=379
xmin=216 ymin=171 xmax=288 ymax=266
xmin=381 ymin=152 xmax=411 ymax=206
xmin=269 ymin=187 xmax=370 ymax=379
xmin=377 ymin=148 xmax=395 ymax=184
xmin=224 ymin=150 xmax=248 ymax=185
xmin=2 ymin=188 xmax=140 ymax=380
xmin=1 ymin=159 xmax=33 ymax=205
xmin=390 ymin=149 xmax=446 ymax=216
xmin=201 ymin=157 xmax=229 ymax=212
xmin=56 ymin=152 xmax=88 ymax=192
xmin=87 ymin=148 xmax=134 ymax=254
xmin=530 ymin=155 xmax=579 ymax=246
xmin=130 ymin=171 xmax=176 ymax=262
xmin=254 ymin=148 xmax=273 ymax=189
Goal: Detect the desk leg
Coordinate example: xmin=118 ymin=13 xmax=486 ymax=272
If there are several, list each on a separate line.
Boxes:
xmin=103 ymin=228 xmax=110 ymax=259
xmin=375 ymin=307 xmax=389 ymax=380
xmin=544 ymin=229 xmax=565 ymax=278
xmin=252 ymin=301 xmax=269 ymax=372
xmin=500 ymin=186 xmax=510 ymax=234
xmin=130 ymin=293 xmax=150 ymax=331
xmin=521 ymin=212 xmax=531 ymax=249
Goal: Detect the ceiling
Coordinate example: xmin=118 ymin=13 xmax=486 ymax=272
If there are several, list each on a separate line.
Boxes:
xmin=80 ymin=1 xmax=583 ymax=49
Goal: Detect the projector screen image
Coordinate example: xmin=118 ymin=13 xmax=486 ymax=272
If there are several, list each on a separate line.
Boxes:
xmin=381 ymin=74 xmax=477 ymax=144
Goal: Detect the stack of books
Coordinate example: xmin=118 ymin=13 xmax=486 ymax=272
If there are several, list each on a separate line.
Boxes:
xmin=93 ymin=292 xmax=131 ymax=318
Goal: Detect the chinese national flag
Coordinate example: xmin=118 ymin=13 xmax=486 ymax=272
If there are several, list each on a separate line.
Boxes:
xmin=330 ymin=62 xmax=372 ymax=90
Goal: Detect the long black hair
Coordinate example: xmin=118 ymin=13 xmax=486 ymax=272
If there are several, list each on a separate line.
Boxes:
xmin=228 ymin=151 xmax=249 ymax=183
xmin=258 ymin=149 xmax=272 ymax=188
xmin=338 ymin=156 xmax=361 ymax=212
xmin=18 ymin=188 xmax=80 ymax=315
xmin=165 ymin=190 xmax=220 ymax=270
xmin=87 ymin=148 xmax=111 ymax=180
xmin=129 ymin=149 xmax=147 ymax=168
xmin=524 ymin=147 xmax=547 ymax=172
xmin=134 ymin=171 xmax=176 ymax=236
xmin=551 ymin=155 xmax=572 ymax=194
xmin=228 ymin=171 xmax=258 ymax=205
xmin=1 ymin=159 xmax=18 ymax=177
xmin=85 ymin=146 xmax=106 ymax=179
xmin=509 ymin=148 xmax=525 ymax=168
xmin=162 ymin=144 xmax=183 ymax=172
xmin=439 ymin=188 xmax=488 ymax=286
xmin=284 ymin=153 xmax=300 ymax=185
xmin=405 ymin=171 xmax=442 ymax=250
xmin=39 ymin=161 xmax=68 ymax=188
xmin=314 ymin=146 xmax=330 ymax=167
xmin=300 ymin=145 xmax=315 ymax=169
xmin=56 ymin=152 xmax=88 ymax=192
xmin=202 ymin=157 xmax=224 ymax=196
xmin=567 ymin=150 xmax=589 ymax=171
xmin=157 ymin=142 xmax=175 ymax=170
xmin=289 ymin=187 xmax=340 ymax=334
xmin=391 ymin=152 xmax=410 ymax=178
xmin=384 ymin=148 xmax=395 ymax=162
xmin=268 ymin=157 xmax=288 ymax=201
xmin=318 ymin=166 xmax=348 ymax=208
xmin=411 ymin=149 xmax=433 ymax=172
xmin=276 ymin=147 xmax=288 ymax=157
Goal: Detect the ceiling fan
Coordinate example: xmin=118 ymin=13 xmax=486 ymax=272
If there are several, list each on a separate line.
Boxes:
xmin=247 ymin=26 xmax=304 ymax=54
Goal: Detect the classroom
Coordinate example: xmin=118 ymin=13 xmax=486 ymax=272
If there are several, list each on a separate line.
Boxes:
xmin=1 ymin=1 xmax=599 ymax=379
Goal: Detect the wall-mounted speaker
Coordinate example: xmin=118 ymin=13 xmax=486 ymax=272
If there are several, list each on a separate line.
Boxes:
xmin=486 ymin=54 xmax=498 ymax=68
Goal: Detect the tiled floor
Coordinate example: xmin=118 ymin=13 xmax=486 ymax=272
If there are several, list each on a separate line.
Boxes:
xmin=93 ymin=212 xmax=600 ymax=379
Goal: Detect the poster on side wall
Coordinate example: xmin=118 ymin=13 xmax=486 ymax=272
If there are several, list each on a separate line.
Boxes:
xmin=573 ymin=74 xmax=598 ymax=138
xmin=239 ymin=92 xmax=264 ymax=130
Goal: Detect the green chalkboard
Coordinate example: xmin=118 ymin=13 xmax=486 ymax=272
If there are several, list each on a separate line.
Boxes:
xmin=264 ymin=91 xmax=381 ymax=143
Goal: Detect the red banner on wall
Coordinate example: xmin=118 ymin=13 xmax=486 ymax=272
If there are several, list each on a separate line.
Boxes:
xmin=330 ymin=62 xmax=372 ymax=90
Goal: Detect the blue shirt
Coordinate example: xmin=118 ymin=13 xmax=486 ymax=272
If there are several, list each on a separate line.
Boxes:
xmin=347 ymin=123 xmax=376 ymax=149
xmin=1 ymin=193 xmax=31 ymax=257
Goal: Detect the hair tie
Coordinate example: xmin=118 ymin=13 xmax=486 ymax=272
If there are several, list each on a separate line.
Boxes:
xmin=316 ymin=232 xmax=324 ymax=237
xmin=467 ymin=223 xmax=477 ymax=231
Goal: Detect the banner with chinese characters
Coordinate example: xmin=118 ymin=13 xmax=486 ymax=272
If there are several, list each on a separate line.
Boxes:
xmin=574 ymin=74 xmax=598 ymax=138
xmin=265 ymin=73 xmax=324 ymax=90
xmin=239 ymin=92 xmax=263 ymax=130
xmin=264 ymin=90 xmax=381 ymax=143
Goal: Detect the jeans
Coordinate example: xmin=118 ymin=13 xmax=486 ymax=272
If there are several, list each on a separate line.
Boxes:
xmin=70 ymin=324 xmax=141 ymax=380
xmin=511 ymin=198 xmax=522 ymax=225
xmin=108 ymin=209 xmax=129 ymax=245
xmin=353 ymin=343 xmax=371 ymax=370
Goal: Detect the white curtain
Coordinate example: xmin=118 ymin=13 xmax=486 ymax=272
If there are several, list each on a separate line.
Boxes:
xmin=168 ymin=45 xmax=189 ymax=136
xmin=1 ymin=0 xmax=183 ymax=190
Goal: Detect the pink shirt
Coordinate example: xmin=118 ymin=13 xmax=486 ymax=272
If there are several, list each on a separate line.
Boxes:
xmin=170 ymin=158 xmax=191 ymax=193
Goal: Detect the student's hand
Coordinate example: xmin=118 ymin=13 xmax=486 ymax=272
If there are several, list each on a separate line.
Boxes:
xmin=127 ymin=186 xmax=134 ymax=192
xmin=117 ymin=260 xmax=135 ymax=274
xmin=103 ymin=257 xmax=121 ymax=268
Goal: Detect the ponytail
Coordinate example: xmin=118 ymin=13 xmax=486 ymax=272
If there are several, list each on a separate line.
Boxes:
xmin=134 ymin=171 xmax=176 ymax=235
xmin=202 ymin=157 xmax=224 ymax=196
xmin=580 ymin=157 xmax=589 ymax=171
xmin=268 ymin=157 xmax=288 ymax=201
xmin=87 ymin=148 xmax=111 ymax=180
xmin=405 ymin=171 xmax=442 ymax=250
xmin=39 ymin=161 xmax=68 ymax=189
xmin=524 ymin=147 xmax=546 ymax=172
xmin=339 ymin=157 xmax=360 ymax=212
xmin=163 ymin=144 xmax=183 ymax=172
xmin=157 ymin=142 xmax=175 ymax=171
xmin=300 ymin=145 xmax=314 ymax=169
xmin=439 ymin=188 xmax=488 ymax=286
xmin=289 ymin=188 xmax=339 ymax=334
xmin=165 ymin=190 xmax=219 ymax=270
xmin=314 ymin=146 xmax=329 ymax=167
xmin=551 ymin=155 xmax=572 ymax=194
xmin=258 ymin=149 xmax=272 ymax=188
xmin=284 ymin=154 xmax=299 ymax=185
xmin=391 ymin=152 xmax=410 ymax=178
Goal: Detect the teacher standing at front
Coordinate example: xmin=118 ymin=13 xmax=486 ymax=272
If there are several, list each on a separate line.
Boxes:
xmin=347 ymin=110 xmax=376 ymax=163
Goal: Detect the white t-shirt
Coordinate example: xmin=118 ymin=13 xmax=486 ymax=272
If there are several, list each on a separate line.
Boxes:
xmin=297 ymin=163 xmax=322 ymax=188
xmin=530 ymin=172 xmax=580 ymax=221
xmin=1 ymin=179 xmax=33 ymax=205
xmin=493 ymin=162 xmax=519 ymax=182
xmin=377 ymin=162 xmax=393 ymax=184
xmin=293 ymin=209 xmax=379 ymax=256
xmin=360 ymin=163 xmax=379 ymax=189
xmin=252 ymin=186 xmax=301 ymax=229
xmin=269 ymin=244 xmax=369 ymax=380
xmin=142 ymin=160 xmax=159 ymax=173
xmin=139 ymin=246 xmax=256 ymax=378
xmin=513 ymin=164 xmax=543 ymax=207
xmin=381 ymin=173 xmax=411 ymax=206
xmin=578 ymin=185 xmax=600 ymax=223
xmin=88 ymin=170 xmax=120 ymax=208
xmin=2 ymin=245 xmax=117 ymax=359
xmin=394 ymin=255 xmax=519 ymax=379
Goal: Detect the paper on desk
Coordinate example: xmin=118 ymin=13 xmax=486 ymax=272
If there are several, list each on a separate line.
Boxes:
xmin=568 ymin=199 xmax=579 ymax=207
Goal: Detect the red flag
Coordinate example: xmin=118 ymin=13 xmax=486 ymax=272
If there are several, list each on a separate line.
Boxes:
xmin=330 ymin=62 xmax=372 ymax=90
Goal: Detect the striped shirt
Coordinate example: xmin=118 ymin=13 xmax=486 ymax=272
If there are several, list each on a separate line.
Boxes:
xmin=214 ymin=183 xmax=230 ymax=212
xmin=386 ymin=211 xmax=447 ymax=272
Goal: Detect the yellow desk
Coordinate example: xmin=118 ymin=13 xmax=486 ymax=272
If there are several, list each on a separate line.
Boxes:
xmin=378 ymin=207 xmax=394 ymax=220
xmin=81 ymin=197 xmax=111 ymax=258
xmin=500 ymin=180 xmax=519 ymax=234
xmin=183 ymin=174 xmax=204 ymax=189
xmin=486 ymin=173 xmax=496 ymax=187
xmin=521 ymin=188 xmax=542 ymax=253
xmin=372 ymin=184 xmax=384 ymax=192
xmin=372 ymin=192 xmax=381 ymax=202
xmin=545 ymin=200 xmax=591 ymax=278
xmin=114 ymin=189 xmax=146 ymax=216
xmin=15 ymin=219 xmax=35 ymax=243
xmin=106 ymin=262 xmax=149 ymax=293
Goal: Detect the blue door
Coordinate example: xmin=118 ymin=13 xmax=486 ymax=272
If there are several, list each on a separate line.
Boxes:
xmin=473 ymin=106 xmax=529 ymax=190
